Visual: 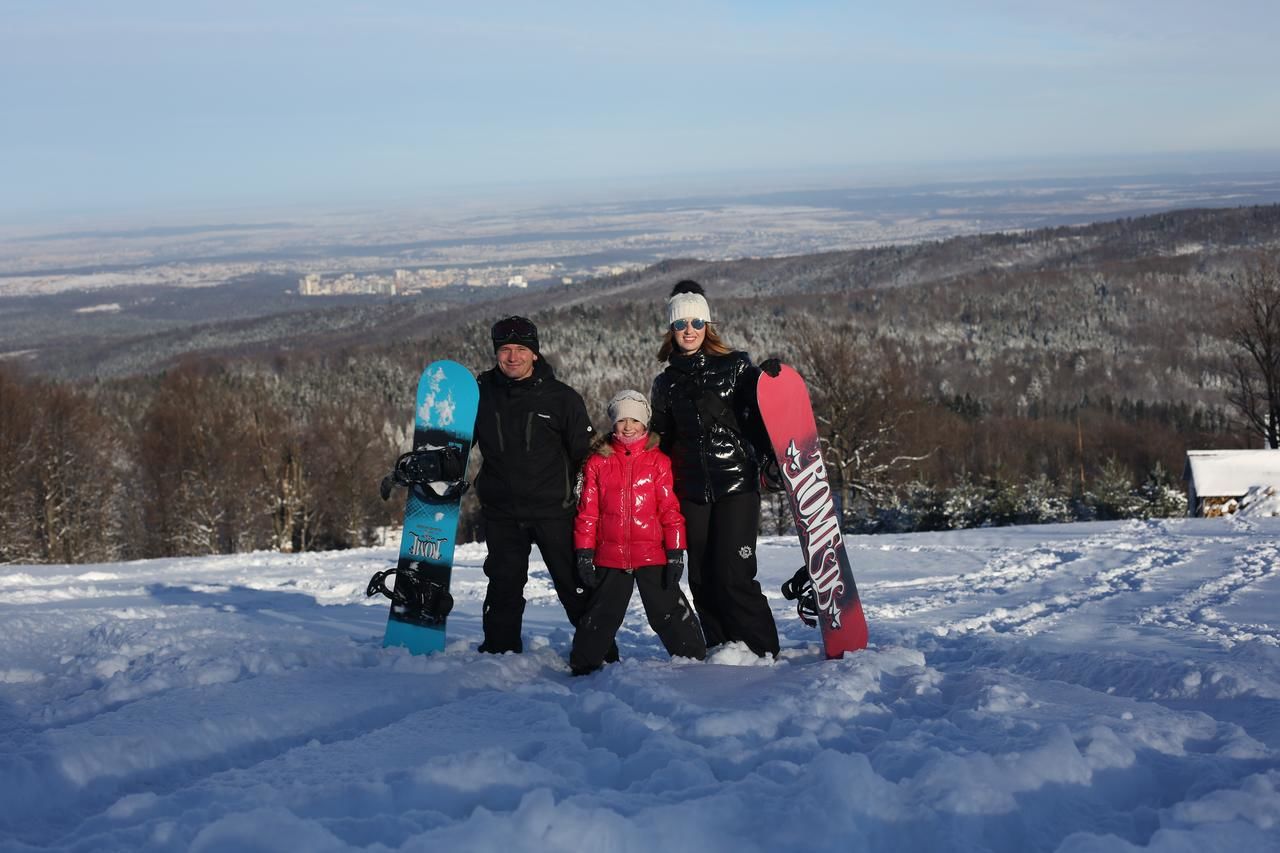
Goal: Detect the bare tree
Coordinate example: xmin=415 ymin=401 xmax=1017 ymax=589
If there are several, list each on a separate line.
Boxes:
xmin=0 ymin=366 xmax=39 ymax=562
xmin=139 ymin=365 xmax=270 ymax=556
xmin=29 ymin=382 xmax=118 ymax=563
xmin=291 ymin=397 xmax=399 ymax=549
xmin=789 ymin=320 xmax=930 ymax=514
xmin=1225 ymin=255 xmax=1280 ymax=448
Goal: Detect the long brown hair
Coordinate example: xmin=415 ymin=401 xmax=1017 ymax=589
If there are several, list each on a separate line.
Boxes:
xmin=657 ymin=322 xmax=732 ymax=362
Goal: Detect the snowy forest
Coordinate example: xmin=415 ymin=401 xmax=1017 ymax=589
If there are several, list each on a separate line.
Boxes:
xmin=3 ymin=203 xmax=1278 ymax=565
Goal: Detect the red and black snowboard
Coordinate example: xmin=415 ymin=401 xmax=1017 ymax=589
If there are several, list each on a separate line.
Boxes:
xmin=758 ymin=364 xmax=869 ymax=658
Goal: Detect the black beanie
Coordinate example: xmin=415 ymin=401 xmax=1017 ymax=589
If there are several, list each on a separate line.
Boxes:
xmin=491 ymin=315 xmax=540 ymax=355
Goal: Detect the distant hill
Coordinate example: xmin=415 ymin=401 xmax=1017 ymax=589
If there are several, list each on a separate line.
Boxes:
xmin=12 ymin=203 xmax=1280 ymax=385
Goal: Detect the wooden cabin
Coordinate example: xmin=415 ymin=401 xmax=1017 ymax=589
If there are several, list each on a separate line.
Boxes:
xmin=1183 ymin=449 xmax=1280 ymax=517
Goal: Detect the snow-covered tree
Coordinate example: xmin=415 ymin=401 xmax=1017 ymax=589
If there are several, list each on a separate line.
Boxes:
xmin=1089 ymin=458 xmax=1144 ymax=520
xmin=943 ymin=476 xmax=992 ymax=530
xmin=1136 ymin=462 xmax=1188 ymax=518
xmin=1015 ymin=475 xmax=1074 ymax=524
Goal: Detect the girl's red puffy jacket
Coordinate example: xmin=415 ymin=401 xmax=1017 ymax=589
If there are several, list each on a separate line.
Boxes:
xmin=574 ymin=432 xmax=686 ymax=569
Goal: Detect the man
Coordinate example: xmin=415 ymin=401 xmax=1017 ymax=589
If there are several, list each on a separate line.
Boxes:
xmin=473 ymin=315 xmax=608 ymax=656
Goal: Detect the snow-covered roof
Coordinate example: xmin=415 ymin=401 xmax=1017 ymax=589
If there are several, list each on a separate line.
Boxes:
xmin=1184 ymin=449 xmax=1280 ymax=496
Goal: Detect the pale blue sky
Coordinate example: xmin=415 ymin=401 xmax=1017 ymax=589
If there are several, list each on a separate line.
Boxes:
xmin=4 ymin=0 xmax=1279 ymax=218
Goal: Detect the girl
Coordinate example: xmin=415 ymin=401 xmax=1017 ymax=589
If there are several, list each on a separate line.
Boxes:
xmin=570 ymin=389 xmax=706 ymax=675
xmin=650 ymin=280 xmax=781 ymax=658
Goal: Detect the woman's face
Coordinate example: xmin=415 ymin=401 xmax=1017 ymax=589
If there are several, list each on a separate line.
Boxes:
xmin=673 ymin=318 xmax=706 ymax=353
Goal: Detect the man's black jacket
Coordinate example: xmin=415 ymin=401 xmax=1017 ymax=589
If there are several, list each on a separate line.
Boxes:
xmin=474 ymin=359 xmax=594 ymax=521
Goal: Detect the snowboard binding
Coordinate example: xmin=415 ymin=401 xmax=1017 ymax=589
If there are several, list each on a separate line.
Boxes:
xmin=379 ymin=436 xmax=469 ymax=503
xmin=366 ymin=566 xmax=454 ymax=625
xmin=780 ymin=565 xmax=820 ymax=627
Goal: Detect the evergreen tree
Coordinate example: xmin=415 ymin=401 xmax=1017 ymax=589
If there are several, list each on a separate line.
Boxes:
xmin=1090 ymin=458 xmax=1143 ymax=520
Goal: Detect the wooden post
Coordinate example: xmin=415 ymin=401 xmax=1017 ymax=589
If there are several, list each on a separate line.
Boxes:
xmin=1077 ymin=417 xmax=1087 ymax=495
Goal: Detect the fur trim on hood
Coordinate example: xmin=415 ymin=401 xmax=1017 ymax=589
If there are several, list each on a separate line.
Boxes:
xmin=590 ymin=430 xmax=661 ymax=457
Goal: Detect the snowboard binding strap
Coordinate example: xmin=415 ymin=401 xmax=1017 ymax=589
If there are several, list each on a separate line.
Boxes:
xmin=780 ymin=565 xmax=820 ymax=628
xmin=379 ymin=442 xmax=469 ymax=503
xmin=366 ymin=566 xmax=455 ymax=624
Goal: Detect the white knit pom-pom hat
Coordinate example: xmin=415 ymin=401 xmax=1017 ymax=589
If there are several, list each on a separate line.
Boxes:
xmin=667 ymin=291 xmax=711 ymax=326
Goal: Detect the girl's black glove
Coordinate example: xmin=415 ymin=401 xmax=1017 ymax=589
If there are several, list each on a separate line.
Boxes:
xmin=664 ymin=550 xmax=684 ymax=589
xmin=576 ymin=549 xmax=598 ymax=590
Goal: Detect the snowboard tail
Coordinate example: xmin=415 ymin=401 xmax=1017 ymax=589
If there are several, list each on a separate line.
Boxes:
xmin=758 ymin=364 xmax=869 ymax=658
xmin=371 ymin=360 xmax=478 ymax=655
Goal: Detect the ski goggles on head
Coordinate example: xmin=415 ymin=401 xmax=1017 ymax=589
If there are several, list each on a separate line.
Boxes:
xmin=670 ymin=318 xmax=707 ymax=332
xmin=491 ymin=316 xmax=538 ymax=346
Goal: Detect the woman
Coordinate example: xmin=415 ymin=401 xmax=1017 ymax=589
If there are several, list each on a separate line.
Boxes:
xmin=650 ymin=280 xmax=781 ymax=658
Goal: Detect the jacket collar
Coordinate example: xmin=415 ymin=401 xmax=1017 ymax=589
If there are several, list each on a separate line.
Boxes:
xmin=668 ymin=351 xmax=707 ymax=374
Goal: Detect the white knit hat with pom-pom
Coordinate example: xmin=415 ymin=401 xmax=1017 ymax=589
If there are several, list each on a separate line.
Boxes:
xmin=667 ymin=291 xmax=711 ymax=326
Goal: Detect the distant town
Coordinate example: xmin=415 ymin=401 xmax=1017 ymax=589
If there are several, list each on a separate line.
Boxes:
xmin=7 ymin=171 xmax=1280 ymax=302
xmin=296 ymin=262 xmax=640 ymax=296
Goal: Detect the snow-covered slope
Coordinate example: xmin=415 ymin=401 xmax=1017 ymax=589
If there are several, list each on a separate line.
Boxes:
xmin=2 ymin=519 xmax=1278 ymax=852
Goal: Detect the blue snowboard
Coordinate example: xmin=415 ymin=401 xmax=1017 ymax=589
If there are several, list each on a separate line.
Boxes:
xmin=381 ymin=360 xmax=479 ymax=654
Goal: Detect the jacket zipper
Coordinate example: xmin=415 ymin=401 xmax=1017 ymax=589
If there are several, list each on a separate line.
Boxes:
xmin=522 ymin=410 xmax=574 ymax=508
xmin=622 ymin=449 xmax=634 ymax=568
xmin=696 ymin=396 xmax=713 ymax=503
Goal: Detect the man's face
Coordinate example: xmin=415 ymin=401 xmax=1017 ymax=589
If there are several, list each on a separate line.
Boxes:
xmin=497 ymin=344 xmax=537 ymax=380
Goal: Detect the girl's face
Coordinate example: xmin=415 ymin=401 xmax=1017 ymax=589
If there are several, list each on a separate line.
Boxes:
xmin=672 ymin=317 xmax=706 ymax=353
xmin=614 ymin=417 xmax=646 ymax=439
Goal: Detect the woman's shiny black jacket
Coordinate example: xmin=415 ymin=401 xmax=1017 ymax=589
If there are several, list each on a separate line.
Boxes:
xmin=650 ymin=350 xmax=772 ymax=505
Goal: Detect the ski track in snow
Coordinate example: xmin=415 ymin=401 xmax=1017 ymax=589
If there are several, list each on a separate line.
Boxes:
xmin=933 ymin=540 xmax=1194 ymax=639
xmin=1140 ymin=540 xmax=1280 ymax=647
xmin=858 ymin=522 xmax=1197 ymax=639
xmin=1 ymin=520 xmax=1279 ymax=852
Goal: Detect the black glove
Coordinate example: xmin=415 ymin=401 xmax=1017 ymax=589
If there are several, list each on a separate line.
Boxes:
xmin=760 ymin=457 xmax=784 ymax=493
xmin=663 ymin=550 xmax=684 ymax=589
xmin=576 ymin=549 xmax=598 ymax=590
xmin=759 ymin=357 xmax=783 ymax=378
